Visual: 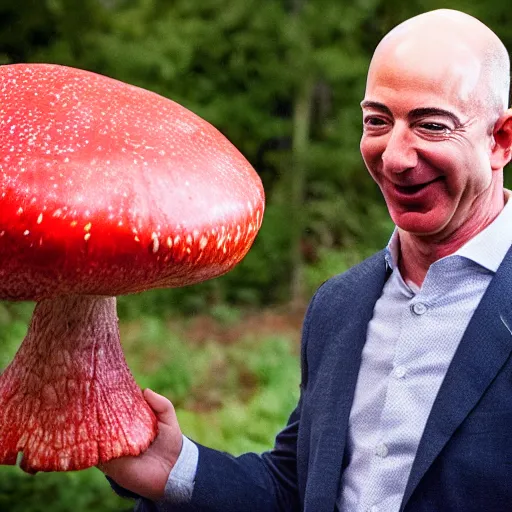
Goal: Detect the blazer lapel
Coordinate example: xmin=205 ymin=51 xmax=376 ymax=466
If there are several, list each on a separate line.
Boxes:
xmin=401 ymin=247 xmax=512 ymax=509
xmin=304 ymin=251 xmax=390 ymax=512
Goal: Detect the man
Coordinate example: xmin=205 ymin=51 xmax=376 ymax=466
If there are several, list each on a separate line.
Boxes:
xmin=101 ymin=9 xmax=512 ymax=511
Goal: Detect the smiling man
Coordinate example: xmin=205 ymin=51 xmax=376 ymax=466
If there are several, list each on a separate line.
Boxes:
xmin=361 ymin=10 xmax=512 ymax=287
xmin=101 ymin=9 xmax=512 ymax=512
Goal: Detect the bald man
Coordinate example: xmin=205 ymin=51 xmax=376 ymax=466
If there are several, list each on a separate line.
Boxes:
xmin=102 ymin=9 xmax=512 ymax=512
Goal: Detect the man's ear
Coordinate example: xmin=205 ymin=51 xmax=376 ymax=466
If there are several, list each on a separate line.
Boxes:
xmin=491 ymin=108 xmax=512 ymax=170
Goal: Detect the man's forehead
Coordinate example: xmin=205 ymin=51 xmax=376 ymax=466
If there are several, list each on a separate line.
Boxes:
xmin=369 ymin=35 xmax=482 ymax=86
xmin=364 ymin=39 xmax=484 ymax=114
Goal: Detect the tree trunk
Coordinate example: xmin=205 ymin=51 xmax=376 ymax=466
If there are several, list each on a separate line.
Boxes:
xmin=289 ymin=76 xmax=314 ymax=311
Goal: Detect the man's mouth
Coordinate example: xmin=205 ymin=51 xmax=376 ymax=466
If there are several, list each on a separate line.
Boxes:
xmin=393 ymin=177 xmax=442 ymax=194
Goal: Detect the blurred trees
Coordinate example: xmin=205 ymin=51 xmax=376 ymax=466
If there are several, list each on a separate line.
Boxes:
xmin=1 ymin=0 xmax=511 ymax=311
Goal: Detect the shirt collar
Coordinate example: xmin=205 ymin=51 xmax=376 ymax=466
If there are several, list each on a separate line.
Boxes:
xmin=456 ymin=189 xmax=512 ymax=272
xmin=385 ymin=189 xmax=512 ymax=274
xmin=385 ymin=229 xmax=400 ymax=270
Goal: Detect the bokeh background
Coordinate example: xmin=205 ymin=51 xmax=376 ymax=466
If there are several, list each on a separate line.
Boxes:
xmin=1 ymin=0 xmax=511 ymax=510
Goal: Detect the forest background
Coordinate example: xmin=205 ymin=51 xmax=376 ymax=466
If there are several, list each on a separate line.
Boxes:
xmin=0 ymin=0 xmax=511 ymax=510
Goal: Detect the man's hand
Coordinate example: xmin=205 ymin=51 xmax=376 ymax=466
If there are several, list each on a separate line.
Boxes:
xmin=98 ymin=388 xmax=183 ymax=501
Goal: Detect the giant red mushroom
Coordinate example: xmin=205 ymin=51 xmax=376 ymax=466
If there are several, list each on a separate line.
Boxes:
xmin=0 ymin=64 xmax=264 ymax=473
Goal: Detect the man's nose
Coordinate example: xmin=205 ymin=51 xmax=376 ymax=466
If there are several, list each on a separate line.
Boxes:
xmin=381 ymin=125 xmax=417 ymax=173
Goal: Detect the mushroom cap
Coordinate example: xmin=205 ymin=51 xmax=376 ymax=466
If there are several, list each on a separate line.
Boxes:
xmin=0 ymin=64 xmax=264 ymax=301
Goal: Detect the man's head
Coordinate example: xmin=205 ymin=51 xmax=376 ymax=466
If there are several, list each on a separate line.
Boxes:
xmin=361 ymin=9 xmax=512 ymax=243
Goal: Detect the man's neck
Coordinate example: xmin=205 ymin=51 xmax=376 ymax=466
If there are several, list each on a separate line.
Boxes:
xmin=397 ymin=189 xmax=507 ymax=287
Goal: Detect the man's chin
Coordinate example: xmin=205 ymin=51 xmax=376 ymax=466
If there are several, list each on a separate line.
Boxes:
xmin=392 ymin=211 xmax=449 ymax=238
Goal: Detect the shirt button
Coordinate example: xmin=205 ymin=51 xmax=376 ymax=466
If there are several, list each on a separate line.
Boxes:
xmin=393 ymin=365 xmax=407 ymax=379
xmin=411 ymin=302 xmax=427 ymax=315
xmin=375 ymin=443 xmax=389 ymax=458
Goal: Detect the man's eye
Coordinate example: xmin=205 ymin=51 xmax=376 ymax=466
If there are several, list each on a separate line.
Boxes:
xmin=419 ymin=122 xmax=449 ymax=132
xmin=363 ymin=116 xmax=387 ymax=127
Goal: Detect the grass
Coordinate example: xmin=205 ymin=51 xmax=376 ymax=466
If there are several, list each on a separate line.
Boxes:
xmin=0 ymin=303 xmax=300 ymax=511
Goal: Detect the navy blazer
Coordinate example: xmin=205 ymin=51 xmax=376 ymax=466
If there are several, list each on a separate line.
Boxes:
xmin=126 ymin=247 xmax=512 ymax=512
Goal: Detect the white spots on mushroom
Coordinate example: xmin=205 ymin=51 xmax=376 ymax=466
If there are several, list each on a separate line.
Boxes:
xmin=53 ymin=208 xmax=63 ymax=218
xmin=37 ymin=213 xmax=43 ymax=224
xmin=151 ymin=233 xmax=159 ymax=253
xmin=215 ymin=225 xmax=228 ymax=250
xmin=134 ymin=235 xmax=140 ymax=242
xmin=84 ymin=223 xmax=92 ymax=232
xmin=84 ymin=233 xmax=91 ymax=241
xmin=17 ymin=207 xmax=23 ymax=215
xmin=23 ymin=230 xmax=30 ymax=236
xmin=0 ymin=231 xmax=4 ymax=237
xmin=166 ymin=236 xmax=173 ymax=248
xmin=186 ymin=234 xmax=192 ymax=245
xmin=199 ymin=235 xmax=208 ymax=249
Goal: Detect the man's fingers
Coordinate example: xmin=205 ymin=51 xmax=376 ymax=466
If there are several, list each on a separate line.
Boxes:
xmin=144 ymin=388 xmax=177 ymax=426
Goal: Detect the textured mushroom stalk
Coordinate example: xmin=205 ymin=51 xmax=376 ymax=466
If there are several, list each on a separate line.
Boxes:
xmin=0 ymin=295 xmax=157 ymax=473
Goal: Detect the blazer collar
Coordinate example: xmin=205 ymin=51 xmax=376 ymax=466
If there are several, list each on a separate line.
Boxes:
xmin=304 ymin=250 xmax=390 ymax=512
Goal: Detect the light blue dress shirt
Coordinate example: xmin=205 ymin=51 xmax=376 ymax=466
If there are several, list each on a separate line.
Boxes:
xmin=164 ymin=192 xmax=512 ymax=512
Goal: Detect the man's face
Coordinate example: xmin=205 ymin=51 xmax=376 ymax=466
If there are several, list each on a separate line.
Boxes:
xmin=360 ymin=43 xmax=497 ymax=239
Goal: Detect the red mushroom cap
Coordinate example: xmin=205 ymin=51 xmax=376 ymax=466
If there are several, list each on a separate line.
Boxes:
xmin=0 ymin=64 xmax=264 ymax=300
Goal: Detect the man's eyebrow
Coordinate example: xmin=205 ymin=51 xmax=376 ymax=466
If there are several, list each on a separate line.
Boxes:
xmin=360 ymin=101 xmax=463 ymax=127
xmin=408 ymin=108 xmax=462 ymax=127
xmin=360 ymin=101 xmax=392 ymax=116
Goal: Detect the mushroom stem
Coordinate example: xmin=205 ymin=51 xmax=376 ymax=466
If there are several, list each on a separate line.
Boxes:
xmin=0 ymin=295 xmax=158 ymax=473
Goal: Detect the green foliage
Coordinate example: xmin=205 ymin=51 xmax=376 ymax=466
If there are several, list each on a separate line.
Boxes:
xmin=0 ymin=467 xmax=129 ymax=512
xmin=0 ymin=302 xmax=33 ymax=372
xmin=177 ymin=334 xmax=300 ymax=454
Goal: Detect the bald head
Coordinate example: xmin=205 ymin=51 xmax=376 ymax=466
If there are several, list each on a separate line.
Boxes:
xmin=369 ymin=9 xmax=510 ymax=121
